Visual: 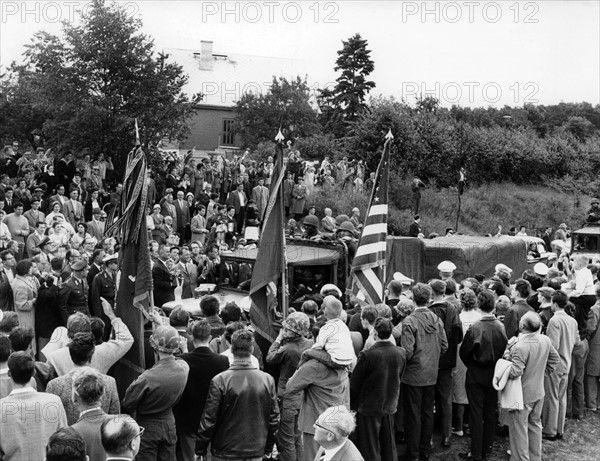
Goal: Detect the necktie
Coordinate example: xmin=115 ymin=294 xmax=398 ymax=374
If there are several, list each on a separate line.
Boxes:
xmin=319 ymin=451 xmax=326 ymax=461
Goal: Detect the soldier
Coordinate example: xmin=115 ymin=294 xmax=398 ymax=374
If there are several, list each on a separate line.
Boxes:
xmin=301 ymin=215 xmax=323 ymax=241
xmin=438 ymin=260 xmax=457 ymax=283
xmin=58 ymin=259 xmax=90 ymax=324
xmin=91 ymin=253 xmax=118 ymax=341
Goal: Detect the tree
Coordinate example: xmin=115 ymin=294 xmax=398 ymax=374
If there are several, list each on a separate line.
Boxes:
xmin=234 ymin=76 xmax=321 ymax=148
xmin=1 ymin=0 xmax=199 ymax=173
xmin=319 ymin=33 xmax=375 ymax=137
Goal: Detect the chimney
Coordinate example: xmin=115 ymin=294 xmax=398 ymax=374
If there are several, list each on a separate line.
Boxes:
xmin=199 ymin=40 xmax=213 ymax=71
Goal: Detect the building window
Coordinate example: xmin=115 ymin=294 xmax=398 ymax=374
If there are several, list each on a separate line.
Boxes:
xmin=222 ymin=119 xmax=234 ymax=146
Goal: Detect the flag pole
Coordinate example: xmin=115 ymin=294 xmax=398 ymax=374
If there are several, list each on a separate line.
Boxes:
xmin=275 ymin=129 xmax=288 ymax=319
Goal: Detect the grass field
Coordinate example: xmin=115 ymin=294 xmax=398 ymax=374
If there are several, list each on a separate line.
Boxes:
xmin=419 ymin=410 xmax=600 ymax=461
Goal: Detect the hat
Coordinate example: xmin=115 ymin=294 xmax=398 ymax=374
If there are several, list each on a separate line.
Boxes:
xmin=495 ymin=263 xmax=512 ymax=274
xmin=393 ymin=271 xmax=414 ymax=285
xmin=283 ymin=312 xmax=310 ymax=337
xmin=93 ymin=207 xmax=102 ymax=215
xmin=319 ymin=283 xmax=342 ymax=297
xmin=335 ymin=214 xmax=350 ymax=226
xmin=592 ymin=198 xmax=600 ymax=205
xmin=533 ymin=262 xmax=549 ymax=276
xmin=437 ymin=261 xmax=456 ymax=273
xmin=103 ymin=252 xmax=118 ymax=263
xmin=558 ymin=223 xmax=567 ymax=230
xmin=34 ymin=187 xmax=43 ymax=193
xmin=303 ymin=215 xmax=319 ymax=227
xmin=149 ymin=325 xmax=181 ymax=353
xmin=336 ymin=221 xmax=356 ymax=234
xmin=352 ymin=207 xmax=359 ymax=213
xmin=537 ymin=287 xmax=555 ymax=299
xmin=70 ymin=260 xmax=88 ymax=271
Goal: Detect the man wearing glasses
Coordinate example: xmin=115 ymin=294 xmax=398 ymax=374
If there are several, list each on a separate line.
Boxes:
xmin=313 ymin=406 xmax=364 ymax=461
xmin=100 ymin=415 xmax=143 ymax=461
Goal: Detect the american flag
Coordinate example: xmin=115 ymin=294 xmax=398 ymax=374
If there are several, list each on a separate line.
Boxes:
xmin=349 ymin=135 xmax=392 ymax=304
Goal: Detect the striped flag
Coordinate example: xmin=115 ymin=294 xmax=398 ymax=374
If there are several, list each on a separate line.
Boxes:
xmin=349 ymin=136 xmax=392 ymax=305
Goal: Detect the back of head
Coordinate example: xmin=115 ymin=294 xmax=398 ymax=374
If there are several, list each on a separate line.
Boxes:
xmin=514 ymin=278 xmax=532 ymax=299
xmin=412 ymin=283 xmax=432 ymax=307
xmin=460 ymin=289 xmax=478 ymax=312
xmin=547 ymin=277 xmax=562 ymax=291
xmin=8 ymin=326 xmax=34 ymax=352
xmin=72 ymin=366 xmax=105 ymax=406
xmin=375 ymin=303 xmax=392 ymax=320
xmin=230 ymin=328 xmax=254 ymax=359
xmin=445 ymin=279 xmax=457 ymax=295
xmin=224 ymin=321 xmax=246 ymax=343
xmin=323 ymin=295 xmax=343 ymax=319
xmin=200 ymin=295 xmax=219 ymax=317
xmin=67 ymin=312 xmax=92 ymax=339
xmin=551 ymin=290 xmax=568 ymax=310
xmin=221 ymin=302 xmax=242 ymax=325
xmin=169 ymin=307 xmax=190 ymax=328
xmin=0 ymin=336 xmax=12 ymax=362
xmin=190 ymin=319 xmax=212 ymax=343
xmin=7 ymin=351 xmax=35 ymax=385
xmin=477 ymin=290 xmax=495 ymax=313
xmin=374 ymin=317 xmax=393 ymax=340
xmin=301 ymin=300 xmax=318 ymax=316
xmin=90 ymin=317 xmax=105 ymax=345
xmin=0 ymin=311 xmax=19 ymax=335
xmin=520 ymin=311 xmax=541 ymax=333
xmin=68 ymin=332 xmax=96 ymax=366
xmin=101 ymin=415 xmax=139 ymax=456
xmin=429 ymin=279 xmax=446 ymax=297
xmin=45 ymin=427 xmax=87 ymax=461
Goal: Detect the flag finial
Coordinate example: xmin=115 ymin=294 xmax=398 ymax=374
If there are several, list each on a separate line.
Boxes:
xmin=385 ymin=129 xmax=394 ymax=140
xmin=275 ymin=129 xmax=285 ymax=142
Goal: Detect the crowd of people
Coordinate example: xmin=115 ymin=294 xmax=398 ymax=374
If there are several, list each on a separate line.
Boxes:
xmin=1 ymin=140 xmax=600 ymax=461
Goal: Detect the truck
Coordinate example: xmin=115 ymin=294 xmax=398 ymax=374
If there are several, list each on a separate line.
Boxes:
xmin=570 ymin=225 xmax=600 ymax=264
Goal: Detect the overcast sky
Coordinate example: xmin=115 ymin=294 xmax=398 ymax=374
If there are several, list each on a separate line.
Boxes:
xmin=2 ymin=1 xmax=599 ymax=107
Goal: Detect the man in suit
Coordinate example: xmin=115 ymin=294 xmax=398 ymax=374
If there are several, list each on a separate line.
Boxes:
xmin=351 ymin=318 xmax=406 ymax=461
xmin=506 ymin=312 xmax=560 ymax=461
xmin=64 ymin=188 xmax=84 ymax=230
xmin=58 ymin=259 xmax=90 ymax=324
xmin=174 ymin=190 xmax=190 ymax=242
xmin=161 ymin=190 xmax=177 ymax=221
xmin=504 ymin=279 xmax=535 ymax=339
xmin=227 ymin=183 xmax=248 ymax=234
xmin=152 ymin=244 xmax=176 ymax=308
xmin=46 ymin=184 xmax=69 ymax=213
xmin=0 ymin=251 xmax=15 ymax=311
xmin=252 ymin=177 xmax=270 ymax=221
xmin=87 ymin=208 xmax=105 ymax=240
xmin=100 ymin=415 xmax=142 ymax=461
xmin=25 ymin=220 xmax=46 ymax=258
xmin=47 ymin=333 xmax=120 ymax=425
xmin=313 ymin=406 xmax=364 ymax=461
xmin=173 ymin=246 xmax=198 ymax=299
xmin=87 ymin=249 xmax=105 ymax=293
xmin=173 ymin=319 xmax=229 ymax=461
xmin=57 ymin=151 xmax=76 ymax=189
xmin=3 ymin=187 xmax=15 ymax=213
xmin=23 ymin=198 xmax=45 ymax=234
xmin=408 ymin=215 xmax=421 ymax=237
xmin=90 ymin=252 xmax=116 ymax=341
xmin=0 ymin=352 xmax=67 ymax=461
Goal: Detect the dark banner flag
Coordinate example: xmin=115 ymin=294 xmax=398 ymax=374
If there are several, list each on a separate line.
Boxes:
xmin=104 ymin=145 xmax=153 ymax=396
xmin=349 ymin=134 xmax=392 ymax=305
xmin=249 ymin=136 xmax=286 ymax=343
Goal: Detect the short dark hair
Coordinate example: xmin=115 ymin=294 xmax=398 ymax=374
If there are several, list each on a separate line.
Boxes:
xmin=13 ymin=201 xmax=24 ymax=209
xmin=0 ymin=336 xmax=12 ymax=362
xmin=552 ymin=290 xmax=569 ymax=309
xmin=190 ymin=319 xmax=212 ymax=342
xmin=360 ymin=306 xmax=378 ymax=325
xmin=514 ymin=279 xmax=531 ymax=299
xmin=200 ymin=295 xmax=220 ymax=317
xmin=0 ymin=311 xmax=19 ymax=334
xmin=45 ymin=427 xmax=87 ymax=461
xmin=9 ymin=326 xmax=34 ymax=352
xmin=412 ymin=283 xmax=432 ymax=307
xmin=68 ymin=333 xmax=96 ymax=366
xmin=547 ymin=278 xmax=562 ymax=291
xmin=90 ymin=317 xmax=105 ymax=345
xmin=445 ymin=279 xmax=457 ymax=295
xmin=477 ymin=291 xmax=496 ymax=313
xmin=15 ymin=259 xmax=33 ymax=276
xmin=0 ymin=250 xmax=14 ymax=262
xmin=221 ymin=302 xmax=242 ymax=325
xmin=301 ymin=300 xmax=318 ymax=316
xmin=224 ymin=321 xmax=247 ymax=343
xmin=231 ymin=329 xmax=253 ymax=358
xmin=374 ymin=317 xmax=393 ymax=340
xmin=429 ymin=279 xmax=446 ymax=296
xmin=7 ymin=351 xmax=35 ymax=384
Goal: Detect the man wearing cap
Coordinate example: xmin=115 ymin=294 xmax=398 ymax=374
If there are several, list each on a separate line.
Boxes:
xmin=438 ymin=260 xmax=457 ymax=282
xmin=90 ymin=252 xmax=118 ymax=340
xmin=123 ymin=325 xmax=189 ymax=461
xmin=537 ymin=287 xmax=556 ymax=334
xmin=587 ymin=198 xmax=600 ymax=224
xmin=542 ymin=291 xmax=580 ymax=441
xmin=58 ymin=259 xmax=90 ymax=323
xmin=302 ymin=214 xmax=324 ymax=241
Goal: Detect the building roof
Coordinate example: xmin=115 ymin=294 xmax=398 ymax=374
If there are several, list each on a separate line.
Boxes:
xmin=164 ymin=42 xmax=307 ymax=108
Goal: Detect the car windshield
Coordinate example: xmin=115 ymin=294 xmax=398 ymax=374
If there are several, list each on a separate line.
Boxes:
xmin=574 ymin=234 xmax=600 ymax=251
